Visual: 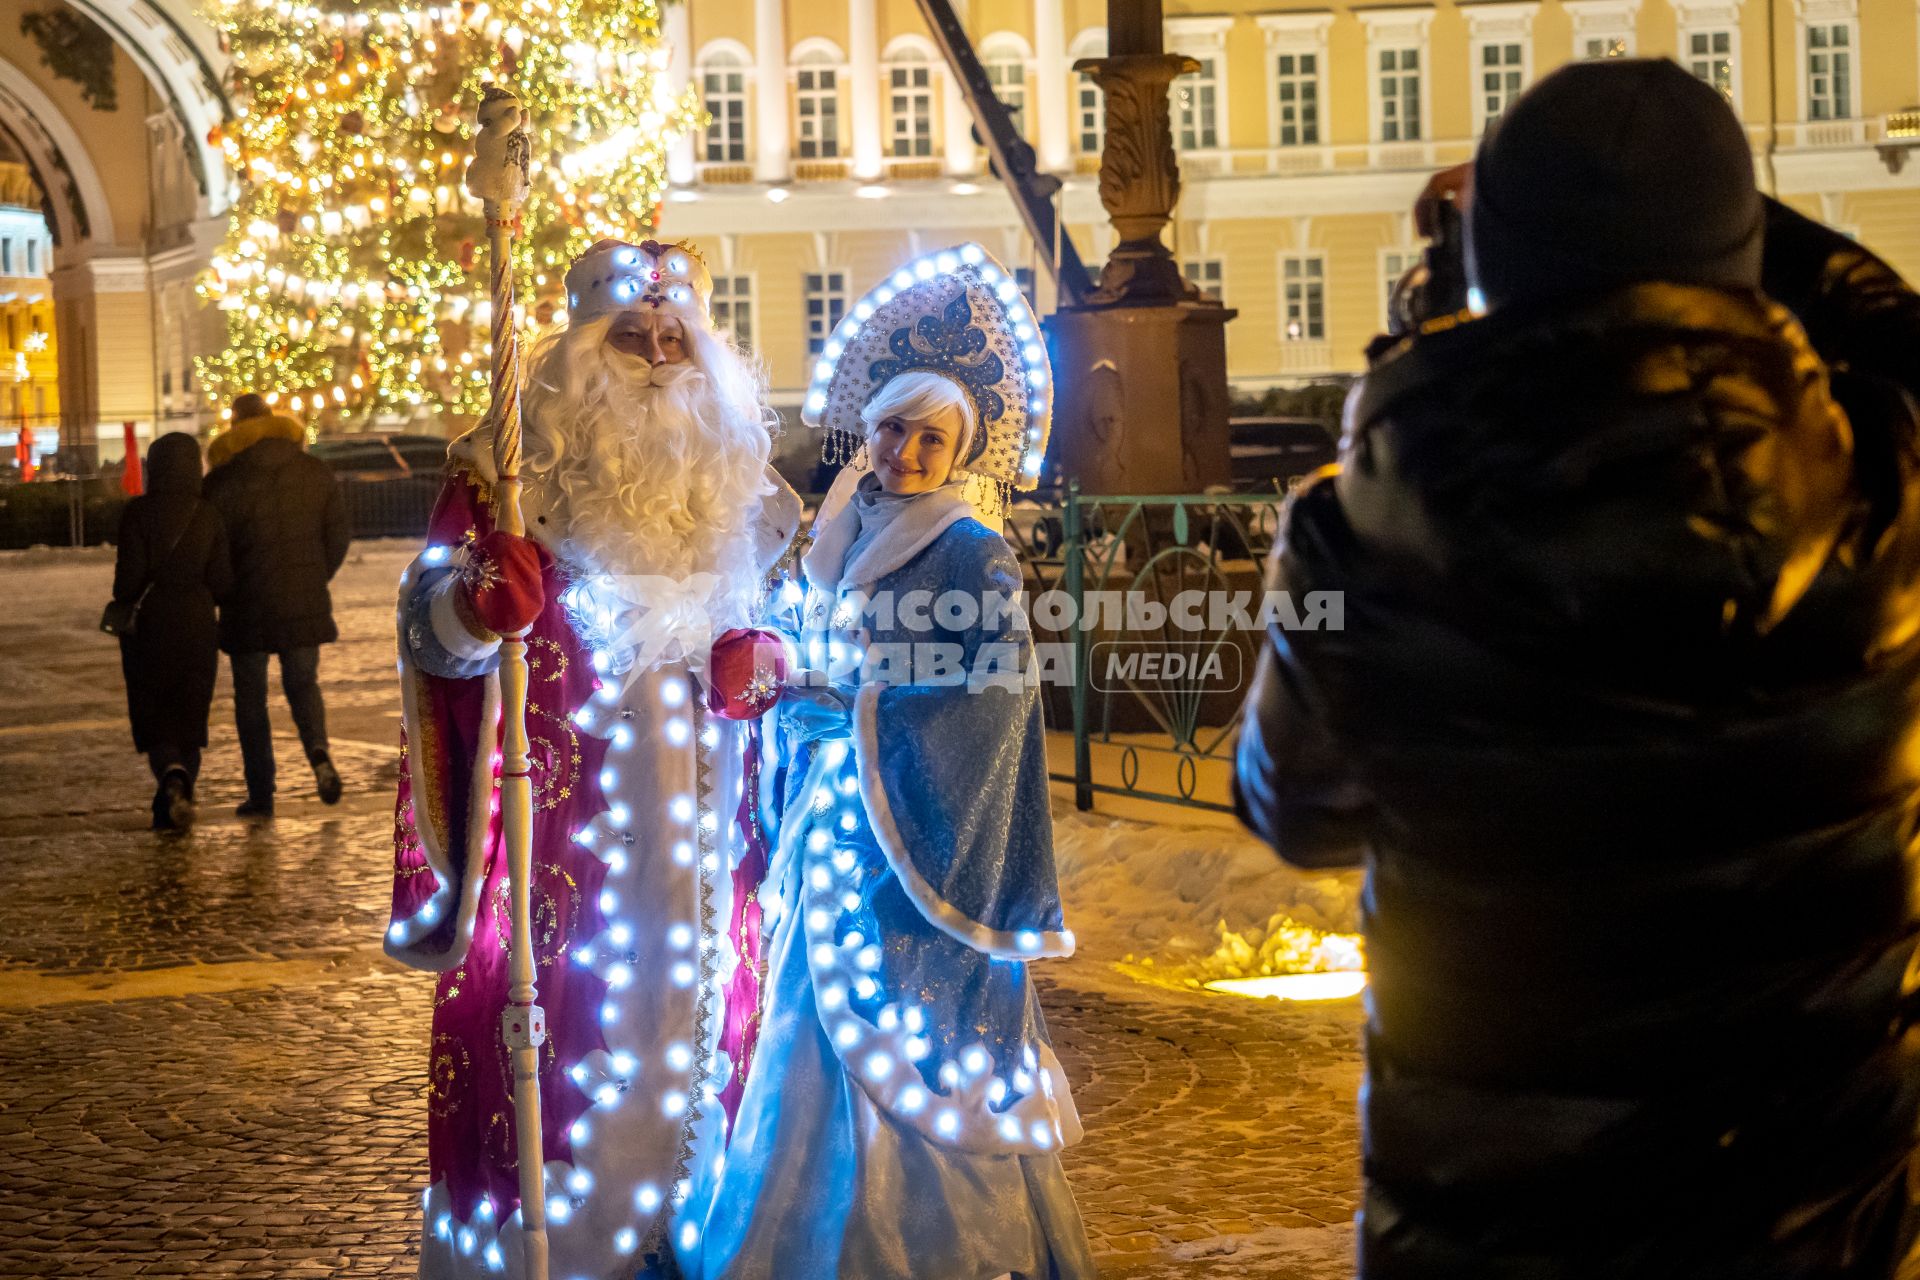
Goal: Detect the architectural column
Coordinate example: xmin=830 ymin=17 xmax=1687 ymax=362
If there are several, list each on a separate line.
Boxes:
xmin=50 ymin=252 xmax=156 ymax=465
xmin=849 ymin=0 xmax=884 ymax=178
xmin=753 ymin=0 xmax=790 ymax=181
xmin=665 ymin=1 xmax=696 ymax=185
xmin=1033 ymin=0 xmax=1072 ymax=172
xmin=942 ymin=0 xmax=978 ymax=174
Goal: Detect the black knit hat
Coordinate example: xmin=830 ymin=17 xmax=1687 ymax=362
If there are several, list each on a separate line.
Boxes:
xmin=1465 ymin=58 xmax=1763 ymax=308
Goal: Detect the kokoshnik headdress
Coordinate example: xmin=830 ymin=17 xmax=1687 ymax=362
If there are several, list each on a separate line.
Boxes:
xmin=564 ymin=237 xmax=713 ymax=324
xmin=801 ymin=243 xmax=1053 ymax=510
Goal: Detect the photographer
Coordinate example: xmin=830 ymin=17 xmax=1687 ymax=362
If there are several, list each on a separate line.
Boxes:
xmin=1235 ymin=58 xmax=1920 ymax=1278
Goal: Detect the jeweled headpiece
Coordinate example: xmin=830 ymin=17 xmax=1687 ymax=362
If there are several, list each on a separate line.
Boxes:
xmin=564 ymin=238 xmax=712 ymax=324
xmin=801 ymin=243 xmax=1052 ymax=491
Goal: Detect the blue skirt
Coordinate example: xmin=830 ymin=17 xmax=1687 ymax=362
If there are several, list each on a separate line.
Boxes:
xmin=689 ymin=853 xmax=1099 ymax=1280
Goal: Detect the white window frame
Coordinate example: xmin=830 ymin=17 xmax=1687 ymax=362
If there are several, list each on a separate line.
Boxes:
xmin=980 ymin=33 xmax=1034 ymax=139
xmin=710 ymin=273 xmax=756 ymax=350
xmin=696 ymin=42 xmax=753 ymax=166
xmin=1464 ymin=4 xmax=1538 ymax=137
xmin=1796 ymin=0 xmax=1860 ymax=123
xmin=1380 ymin=246 xmax=1421 ymax=329
xmin=1070 ymin=29 xmax=1109 ymax=157
xmin=1563 ymin=0 xmax=1639 ymax=59
xmin=791 ymin=41 xmax=845 ymax=161
xmin=1672 ymin=0 xmax=1743 ymax=116
xmin=1014 ymin=266 xmax=1038 ymax=311
xmin=804 ymin=270 xmax=849 ymax=359
xmin=1257 ymin=13 xmax=1334 ymax=151
xmin=1167 ymin=16 xmax=1233 ymax=153
xmin=1279 ymin=253 xmax=1327 ymax=343
xmin=1361 ymin=8 xmax=1435 ymax=147
xmin=883 ymin=40 xmax=939 ymax=159
xmin=1181 ymin=257 xmax=1225 ymax=302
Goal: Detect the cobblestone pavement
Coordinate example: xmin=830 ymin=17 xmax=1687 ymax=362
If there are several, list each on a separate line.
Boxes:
xmin=0 ymin=545 xmax=1363 ymax=1279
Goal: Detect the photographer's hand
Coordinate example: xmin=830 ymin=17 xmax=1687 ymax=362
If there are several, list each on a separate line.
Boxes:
xmin=1414 ymin=164 xmax=1473 ymax=239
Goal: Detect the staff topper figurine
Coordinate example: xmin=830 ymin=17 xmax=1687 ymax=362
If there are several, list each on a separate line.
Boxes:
xmin=463 ymin=83 xmax=548 ymax=1280
xmin=468 ymin=84 xmax=531 ymax=206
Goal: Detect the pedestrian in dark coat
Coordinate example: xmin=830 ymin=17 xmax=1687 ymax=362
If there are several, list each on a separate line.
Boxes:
xmin=201 ymin=400 xmax=351 ymax=818
xmin=1235 ymin=60 xmax=1920 ymax=1279
xmin=113 ymin=431 xmax=231 ymax=831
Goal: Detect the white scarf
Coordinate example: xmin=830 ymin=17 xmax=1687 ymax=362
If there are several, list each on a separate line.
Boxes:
xmin=802 ymin=472 xmax=974 ymax=596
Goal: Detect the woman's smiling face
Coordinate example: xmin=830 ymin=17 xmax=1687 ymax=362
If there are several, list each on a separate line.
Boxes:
xmin=867 ymin=406 xmax=965 ymax=495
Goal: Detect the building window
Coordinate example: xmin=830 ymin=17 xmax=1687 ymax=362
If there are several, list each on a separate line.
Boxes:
xmin=1077 ymin=77 xmax=1105 ymax=155
xmin=1275 ymin=53 xmax=1321 ymax=146
xmin=1175 ymin=56 xmax=1221 ymax=150
xmin=1687 ymin=29 xmax=1737 ymax=101
xmin=1583 ymin=34 xmax=1630 ymax=57
xmin=805 ymin=271 xmax=848 ymax=358
xmin=889 ymin=54 xmax=935 ymax=157
xmin=701 ymin=51 xmax=749 ymax=163
xmin=711 ymin=275 xmax=754 ymax=349
xmin=1182 ymin=259 xmax=1224 ymax=301
xmin=1378 ymin=48 xmax=1422 ymax=142
xmin=985 ymin=54 xmax=1028 ymax=136
xmin=1014 ymin=266 xmax=1037 ymax=310
xmin=1281 ymin=255 xmax=1325 ymax=342
xmin=796 ymin=58 xmax=840 ymax=159
xmin=1476 ymin=42 xmax=1526 ymax=132
xmin=1805 ymin=22 xmax=1853 ymax=120
xmin=1 ymin=240 xmax=10 ymax=275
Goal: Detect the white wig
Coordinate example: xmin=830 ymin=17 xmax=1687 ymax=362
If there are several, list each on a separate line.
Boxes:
xmin=859 ymin=370 xmax=979 ymax=468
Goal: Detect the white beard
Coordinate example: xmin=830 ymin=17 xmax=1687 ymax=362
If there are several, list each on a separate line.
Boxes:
xmin=519 ymin=322 xmax=774 ymax=675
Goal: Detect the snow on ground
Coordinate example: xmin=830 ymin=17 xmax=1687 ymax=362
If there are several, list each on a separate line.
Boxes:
xmin=1051 ymin=804 xmax=1364 ymax=995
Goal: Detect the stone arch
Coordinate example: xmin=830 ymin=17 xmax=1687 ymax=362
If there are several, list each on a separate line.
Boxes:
xmin=0 ymin=56 xmax=117 ymax=247
xmin=60 ymin=0 xmax=231 ymax=214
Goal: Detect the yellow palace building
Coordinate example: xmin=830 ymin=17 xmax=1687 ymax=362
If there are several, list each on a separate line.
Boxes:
xmin=655 ymin=0 xmax=1920 ymax=405
xmin=0 ymin=159 xmax=60 ymax=456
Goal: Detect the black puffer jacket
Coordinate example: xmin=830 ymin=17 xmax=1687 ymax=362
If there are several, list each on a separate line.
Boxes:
xmin=203 ymin=435 xmax=350 ymax=653
xmin=1237 ymin=222 xmax=1920 ymax=1278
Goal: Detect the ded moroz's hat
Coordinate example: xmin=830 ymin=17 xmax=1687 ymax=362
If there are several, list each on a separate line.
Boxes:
xmin=564 ymin=238 xmax=713 ymax=325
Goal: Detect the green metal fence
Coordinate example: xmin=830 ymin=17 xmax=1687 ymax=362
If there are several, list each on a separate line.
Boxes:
xmin=1007 ymin=485 xmax=1291 ymax=813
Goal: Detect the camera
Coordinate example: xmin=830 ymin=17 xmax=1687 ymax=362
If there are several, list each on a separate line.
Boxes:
xmin=1387 ymin=195 xmax=1471 ymax=336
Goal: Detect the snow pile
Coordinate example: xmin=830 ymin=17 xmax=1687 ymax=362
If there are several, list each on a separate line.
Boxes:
xmin=1051 ymin=806 xmax=1364 ymax=993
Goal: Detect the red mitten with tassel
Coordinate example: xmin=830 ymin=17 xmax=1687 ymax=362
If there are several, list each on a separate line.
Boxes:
xmin=707 ymin=628 xmax=792 ymax=720
xmin=463 ymin=530 xmax=548 ymax=635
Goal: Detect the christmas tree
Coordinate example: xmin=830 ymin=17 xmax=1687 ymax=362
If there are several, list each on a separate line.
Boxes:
xmin=197 ymin=0 xmax=696 ymax=430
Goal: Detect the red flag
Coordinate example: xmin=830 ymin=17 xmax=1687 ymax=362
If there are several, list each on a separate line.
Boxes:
xmin=16 ymin=426 xmax=34 ymax=483
xmin=120 ymin=422 xmax=143 ymax=495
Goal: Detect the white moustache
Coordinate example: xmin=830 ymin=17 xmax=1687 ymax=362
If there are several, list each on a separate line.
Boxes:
xmin=603 ymin=352 xmax=700 ymax=390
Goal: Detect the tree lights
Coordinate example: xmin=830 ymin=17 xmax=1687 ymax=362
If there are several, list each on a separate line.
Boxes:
xmin=196 ymin=0 xmax=697 ymax=428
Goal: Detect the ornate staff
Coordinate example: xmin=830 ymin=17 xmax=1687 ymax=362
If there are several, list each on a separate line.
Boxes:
xmin=465 ymin=84 xmax=548 ymax=1280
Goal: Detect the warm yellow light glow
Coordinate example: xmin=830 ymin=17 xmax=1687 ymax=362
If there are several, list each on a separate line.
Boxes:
xmin=1206 ymin=972 xmax=1368 ymax=1002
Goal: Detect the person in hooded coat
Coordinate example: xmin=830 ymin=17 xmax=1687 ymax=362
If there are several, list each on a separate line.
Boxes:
xmin=1234 ymin=59 xmax=1920 ymax=1278
xmin=112 ymin=431 xmax=232 ymax=831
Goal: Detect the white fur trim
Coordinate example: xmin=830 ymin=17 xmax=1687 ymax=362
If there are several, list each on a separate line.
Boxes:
xmin=427 ymin=573 xmax=503 ymax=663
xmin=385 ymin=551 xmax=502 ymax=974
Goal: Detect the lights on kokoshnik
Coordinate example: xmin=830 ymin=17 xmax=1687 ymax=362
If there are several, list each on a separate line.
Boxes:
xmin=802 ymin=243 xmax=1050 ymax=485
